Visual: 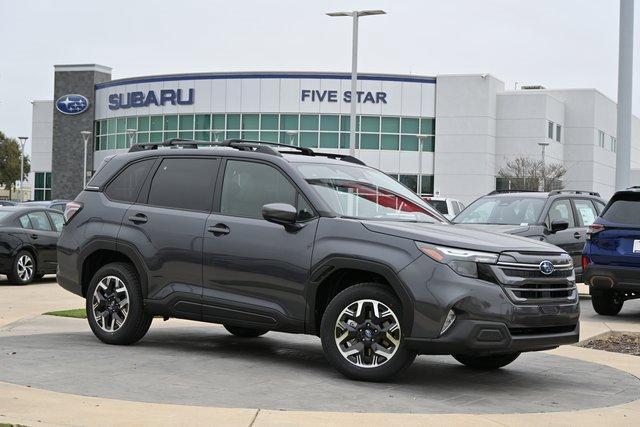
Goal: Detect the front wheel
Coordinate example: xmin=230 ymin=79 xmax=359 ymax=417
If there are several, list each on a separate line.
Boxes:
xmin=453 ymin=352 xmax=520 ymax=370
xmin=591 ymin=290 xmax=624 ymax=316
xmin=320 ymin=283 xmax=416 ymax=382
xmin=86 ymin=262 xmax=152 ymax=345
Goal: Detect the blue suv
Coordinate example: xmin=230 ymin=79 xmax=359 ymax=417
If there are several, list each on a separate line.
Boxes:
xmin=583 ymin=187 xmax=640 ymax=315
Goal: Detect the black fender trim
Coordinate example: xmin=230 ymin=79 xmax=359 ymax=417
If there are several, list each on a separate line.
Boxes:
xmin=77 ymin=238 xmax=149 ymax=297
xmin=305 ymin=256 xmax=415 ymax=335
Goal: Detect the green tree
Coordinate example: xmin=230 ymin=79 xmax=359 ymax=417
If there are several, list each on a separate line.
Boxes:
xmin=0 ymin=131 xmax=31 ymax=200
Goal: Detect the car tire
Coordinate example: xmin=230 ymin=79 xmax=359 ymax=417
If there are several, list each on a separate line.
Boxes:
xmin=223 ymin=324 xmax=268 ymax=338
xmin=591 ymin=290 xmax=624 ymax=316
xmin=320 ymin=282 xmax=416 ymax=382
xmin=86 ymin=262 xmax=152 ymax=345
xmin=7 ymin=250 xmax=36 ymax=285
xmin=453 ymin=352 xmax=520 ymax=370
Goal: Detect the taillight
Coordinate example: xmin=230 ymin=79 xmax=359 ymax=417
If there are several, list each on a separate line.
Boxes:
xmin=64 ymin=201 xmax=84 ymax=223
xmin=586 ymin=223 xmax=604 ymax=239
xmin=582 ymin=255 xmax=590 ymax=271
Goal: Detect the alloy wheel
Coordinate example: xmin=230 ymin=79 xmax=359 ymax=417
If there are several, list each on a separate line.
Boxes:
xmin=16 ymin=255 xmax=34 ymax=282
xmin=92 ymin=276 xmax=130 ymax=333
xmin=334 ymin=299 xmax=401 ymax=368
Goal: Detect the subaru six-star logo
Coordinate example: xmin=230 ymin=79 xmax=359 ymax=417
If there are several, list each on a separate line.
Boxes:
xmin=539 ymin=260 xmax=555 ymax=275
xmin=56 ymin=94 xmax=89 ymax=115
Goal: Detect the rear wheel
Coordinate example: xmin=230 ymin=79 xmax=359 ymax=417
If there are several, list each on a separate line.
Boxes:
xmin=591 ymin=290 xmax=624 ymax=316
xmin=453 ymin=353 xmax=520 ymax=370
xmin=7 ymin=251 xmax=36 ymax=285
xmin=223 ymin=325 xmax=268 ymax=338
xmin=320 ymin=283 xmax=416 ymax=382
xmin=86 ymin=262 xmax=152 ymax=345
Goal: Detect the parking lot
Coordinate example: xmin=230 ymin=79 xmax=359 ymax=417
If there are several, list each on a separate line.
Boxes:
xmin=2 ymin=277 xmax=640 ymax=426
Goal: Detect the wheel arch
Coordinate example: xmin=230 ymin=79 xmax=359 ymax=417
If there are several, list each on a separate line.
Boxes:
xmin=306 ymin=257 xmax=414 ymax=336
xmin=79 ymin=242 xmax=148 ymax=298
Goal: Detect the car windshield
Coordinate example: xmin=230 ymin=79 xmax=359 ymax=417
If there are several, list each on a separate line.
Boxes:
xmin=294 ymin=162 xmax=445 ymax=223
xmin=454 ymin=196 xmax=545 ymax=225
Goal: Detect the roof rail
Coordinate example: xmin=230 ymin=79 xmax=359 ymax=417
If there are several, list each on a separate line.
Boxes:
xmin=626 ymin=186 xmax=640 ymax=190
xmin=127 ymin=138 xmax=367 ymax=165
xmin=548 ymin=189 xmax=601 ymax=197
xmin=487 ymin=189 xmax=541 ymax=195
xmin=310 ymin=152 xmax=366 ymax=165
xmin=128 ymin=138 xmax=211 ymax=152
xmin=223 ymin=139 xmax=315 ymax=155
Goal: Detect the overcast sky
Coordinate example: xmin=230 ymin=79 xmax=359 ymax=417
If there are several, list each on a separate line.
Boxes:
xmin=1 ymin=0 xmax=639 ymax=149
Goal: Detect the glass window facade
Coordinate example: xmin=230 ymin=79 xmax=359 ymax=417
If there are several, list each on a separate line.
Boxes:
xmin=34 ymin=172 xmax=52 ymax=201
xmin=94 ymin=113 xmax=436 ymax=153
xmin=387 ymin=173 xmax=434 ymax=196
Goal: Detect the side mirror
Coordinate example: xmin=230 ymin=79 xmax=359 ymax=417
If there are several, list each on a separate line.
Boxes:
xmin=550 ymin=220 xmax=569 ymax=233
xmin=262 ymin=203 xmax=298 ymax=227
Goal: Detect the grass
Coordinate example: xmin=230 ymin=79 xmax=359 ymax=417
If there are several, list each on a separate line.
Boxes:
xmin=44 ymin=308 xmax=87 ymax=319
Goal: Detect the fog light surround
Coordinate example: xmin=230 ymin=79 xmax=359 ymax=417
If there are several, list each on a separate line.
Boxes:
xmin=440 ymin=309 xmax=456 ymax=336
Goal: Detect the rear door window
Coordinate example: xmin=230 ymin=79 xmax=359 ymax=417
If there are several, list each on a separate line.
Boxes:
xmin=27 ymin=211 xmax=53 ymax=231
xmin=602 ymin=195 xmax=640 ymax=225
xmin=574 ymin=199 xmax=598 ymax=227
xmin=147 ymin=157 xmax=218 ymax=212
xmin=105 ymin=158 xmax=156 ymax=203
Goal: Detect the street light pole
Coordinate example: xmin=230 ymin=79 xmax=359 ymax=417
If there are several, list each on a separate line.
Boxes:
xmin=417 ymin=135 xmax=427 ymax=195
xmin=125 ymin=128 xmax=137 ymax=148
xmin=538 ymin=141 xmax=550 ymax=191
xmin=80 ymin=131 xmax=92 ymax=188
xmin=17 ymin=137 xmax=28 ymax=202
xmin=615 ymin=0 xmax=634 ymax=190
xmin=327 ymin=10 xmax=386 ymax=157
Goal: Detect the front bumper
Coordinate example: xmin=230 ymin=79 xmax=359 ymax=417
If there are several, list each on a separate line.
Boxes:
xmin=406 ymin=319 xmax=579 ymax=355
xmin=399 ymin=255 xmax=580 ymax=355
xmin=584 ymin=264 xmax=640 ymax=293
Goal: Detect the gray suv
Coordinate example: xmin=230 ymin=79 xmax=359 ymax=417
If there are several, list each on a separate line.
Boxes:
xmin=57 ymin=139 xmax=579 ymax=381
xmin=453 ymin=190 xmax=606 ymax=282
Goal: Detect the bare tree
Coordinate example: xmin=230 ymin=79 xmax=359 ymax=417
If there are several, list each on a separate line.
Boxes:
xmin=497 ymin=157 xmax=566 ymax=192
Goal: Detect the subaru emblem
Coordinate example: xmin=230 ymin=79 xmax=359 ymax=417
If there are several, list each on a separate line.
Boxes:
xmin=56 ymin=94 xmax=89 ymax=115
xmin=539 ymin=260 xmax=555 ymax=275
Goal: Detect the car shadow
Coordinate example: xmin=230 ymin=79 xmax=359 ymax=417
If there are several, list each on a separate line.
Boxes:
xmin=0 ymin=274 xmax=57 ymax=286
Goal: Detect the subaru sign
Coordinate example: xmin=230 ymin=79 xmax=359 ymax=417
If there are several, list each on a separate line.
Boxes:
xmin=108 ymin=89 xmax=195 ymax=110
xmin=56 ymin=94 xmax=89 ymax=115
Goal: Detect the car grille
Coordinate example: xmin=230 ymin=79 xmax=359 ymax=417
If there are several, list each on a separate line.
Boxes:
xmin=490 ymin=254 xmax=577 ymax=304
xmin=500 ymin=268 xmax=573 ymax=279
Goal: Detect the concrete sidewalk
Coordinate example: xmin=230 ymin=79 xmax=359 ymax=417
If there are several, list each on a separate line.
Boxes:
xmin=1 ymin=281 xmax=639 ymax=426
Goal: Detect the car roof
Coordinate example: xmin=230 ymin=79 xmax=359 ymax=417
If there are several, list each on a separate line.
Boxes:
xmin=484 ymin=192 xmax=550 ymax=199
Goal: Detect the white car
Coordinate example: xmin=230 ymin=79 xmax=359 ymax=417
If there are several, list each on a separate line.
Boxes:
xmin=421 ymin=196 xmax=466 ymax=220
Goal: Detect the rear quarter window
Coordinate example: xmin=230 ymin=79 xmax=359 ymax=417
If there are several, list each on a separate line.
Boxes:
xmin=602 ymin=195 xmax=640 ymax=225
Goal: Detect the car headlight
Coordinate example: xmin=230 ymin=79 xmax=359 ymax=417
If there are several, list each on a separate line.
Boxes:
xmin=416 ymin=242 xmax=499 ymax=278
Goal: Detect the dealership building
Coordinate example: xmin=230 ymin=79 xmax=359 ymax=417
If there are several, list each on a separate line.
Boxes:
xmin=29 ymin=64 xmax=640 ymax=204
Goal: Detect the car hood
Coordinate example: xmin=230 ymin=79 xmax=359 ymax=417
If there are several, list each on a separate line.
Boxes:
xmin=453 ymin=223 xmax=531 ymax=235
xmin=361 ymin=221 xmax=559 ymax=254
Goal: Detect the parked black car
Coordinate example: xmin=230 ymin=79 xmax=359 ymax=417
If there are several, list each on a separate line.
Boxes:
xmin=453 ymin=190 xmax=606 ymax=281
xmin=57 ymin=139 xmax=579 ymax=381
xmin=0 ymin=206 xmax=64 ymax=284
xmin=21 ymin=199 xmax=71 ymax=212
xmin=0 ymin=200 xmax=18 ymax=207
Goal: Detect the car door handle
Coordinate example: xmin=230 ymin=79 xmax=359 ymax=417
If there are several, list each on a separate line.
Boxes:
xmin=128 ymin=214 xmax=148 ymax=224
xmin=207 ymin=224 xmax=230 ymax=236
xmin=30 ymin=234 xmax=38 ymax=240
xmin=574 ymin=232 xmax=581 ymax=239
